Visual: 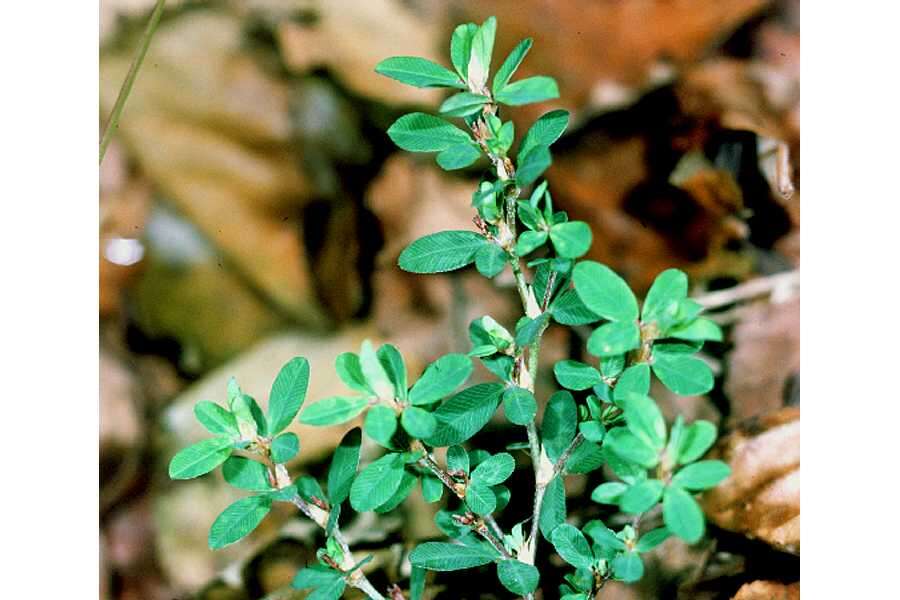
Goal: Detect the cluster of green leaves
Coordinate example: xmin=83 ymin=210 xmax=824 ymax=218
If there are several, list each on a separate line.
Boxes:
xmin=167 ymin=16 xmax=732 ymax=600
xmin=168 ymin=358 xmax=311 ymax=549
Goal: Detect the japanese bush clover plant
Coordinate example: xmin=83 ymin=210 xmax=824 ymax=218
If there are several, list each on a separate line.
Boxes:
xmin=168 ymin=16 xmax=730 ymax=600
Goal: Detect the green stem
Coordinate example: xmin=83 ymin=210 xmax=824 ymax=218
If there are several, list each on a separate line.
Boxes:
xmin=99 ymin=0 xmax=167 ymax=164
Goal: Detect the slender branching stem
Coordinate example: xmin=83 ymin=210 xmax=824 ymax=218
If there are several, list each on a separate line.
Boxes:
xmin=99 ymin=0 xmax=167 ymax=164
xmin=289 ymin=495 xmax=386 ymax=600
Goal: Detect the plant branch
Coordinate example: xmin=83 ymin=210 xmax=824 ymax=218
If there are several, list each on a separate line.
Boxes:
xmin=290 ymin=495 xmax=386 ymax=600
xmin=99 ymin=0 xmax=167 ymax=164
xmin=694 ymin=269 xmax=799 ymax=310
xmin=418 ymin=454 xmax=511 ymax=558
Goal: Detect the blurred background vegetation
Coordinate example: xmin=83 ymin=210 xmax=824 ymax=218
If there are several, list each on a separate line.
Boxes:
xmin=99 ymin=1 xmax=799 ymax=598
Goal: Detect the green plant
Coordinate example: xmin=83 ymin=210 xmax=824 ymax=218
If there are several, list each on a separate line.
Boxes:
xmin=167 ymin=16 xmax=730 ymax=599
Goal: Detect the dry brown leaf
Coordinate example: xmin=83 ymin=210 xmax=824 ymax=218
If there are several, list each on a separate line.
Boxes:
xmin=101 ymin=11 xmax=327 ymax=325
xmin=732 ymin=580 xmax=799 ymax=600
xmin=276 ymin=0 xmax=448 ymax=106
xmin=702 ymin=407 xmax=800 ymax=555
xmin=725 ymin=297 xmax=800 ymax=420
xmin=454 ymin=0 xmax=770 ymax=123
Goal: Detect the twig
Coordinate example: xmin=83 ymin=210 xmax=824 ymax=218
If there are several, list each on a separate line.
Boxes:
xmin=694 ymin=270 xmax=799 ymax=310
xmin=418 ymin=454 xmax=512 ymax=559
xmin=99 ymin=0 xmax=167 ymax=164
xmin=290 ymin=495 xmax=386 ymax=600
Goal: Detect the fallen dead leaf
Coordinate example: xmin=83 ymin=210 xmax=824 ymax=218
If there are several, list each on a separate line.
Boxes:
xmin=101 ymin=10 xmax=327 ymax=325
xmin=276 ymin=0 xmax=449 ymax=106
xmin=702 ymin=407 xmax=800 ymax=555
xmin=732 ymin=580 xmax=799 ymax=600
xmin=725 ymin=297 xmax=800 ymax=420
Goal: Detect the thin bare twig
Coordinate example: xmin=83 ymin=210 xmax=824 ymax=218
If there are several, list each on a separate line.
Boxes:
xmin=694 ymin=270 xmax=799 ymax=310
xmin=100 ymin=0 xmax=167 ymax=163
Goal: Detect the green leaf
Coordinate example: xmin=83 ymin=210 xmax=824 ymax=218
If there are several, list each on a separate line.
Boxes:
xmin=437 ymin=142 xmax=482 ymax=170
xmin=450 ymin=23 xmax=477 ymax=79
xmin=364 ymin=404 xmax=398 ymax=448
xmin=672 ymin=460 xmax=731 ymax=490
xmin=399 ymin=230 xmax=486 ymax=273
xmin=267 ymin=357 xmax=310 ymax=434
xmin=579 ymin=420 xmax=606 ymax=443
xmin=327 ymin=428 xmax=361 ymax=504
xmin=613 ymin=365 xmax=651 ymax=406
xmin=539 ymin=475 xmax=566 ymax=540
xmin=620 ymin=479 xmax=664 ymax=514
xmin=668 ymin=318 xmax=723 ymax=342
xmin=377 ymin=343 xmax=408 ymax=401
xmin=361 ymin=340 xmax=394 ymax=399
xmin=675 ymin=420 xmax=717 ymax=464
xmin=515 ymin=312 xmax=550 ymax=347
xmin=471 ymin=452 xmax=515 ymax=486
xmin=300 ymin=396 xmax=368 ymax=426
xmin=564 ymin=440 xmax=605 ymax=474
xmin=600 ymin=354 xmax=626 ymax=379
xmin=208 ymin=495 xmax=271 ymax=549
xmin=194 ymin=401 xmax=239 ymax=437
xmin=447 ymin=445 xmax=470 ymax=474
xmin=572 ymin=261 xmax=639 ymax=322
xmin=519 ymin=109 xmax=569 ymax=158
xmin=466 ymin=481 xmax=497 ymax=515
xmin=335 ymin=353 xmax=372 ymax=394
xmin=388 ymin=113 xmax=472 ymax=152
xmin=297 ymin=475 xmax=327 ymax=504
xmin=497 ymin=559 xmax=539 ymax=595
xmin=409 ymin=541 xmax=497 ymax=571
xmin=349 ymin=453 xmax=405 ymax=512
xmin=516 ymin=230 xmax=548 ymax=256
xmin=624 ymin=394 xmax=666 ymax=451
xmin=636 ymin=527 xmax=671 ymax=553
xmin=401 ymin=406 xmax=438 ymax=439
xmin=551 ymin=524 xmax=594 ymax=570
xmin=307 ymin=577 xmax=346 ymax=600
xmin=496 ymin=75 xmax=559 ymax=105
xmin=410 ymin=353 xmax=473 ymax=406
xmin=542 ymin=391 xmax=577 ymax=461
xmin=516 ymin=145 xmax=552 ymax=187
xmin=475 ymin=244 xmax=507 ymax=278
xmin=168 ymin=436 xmax=233 ymax=480
xmin=230 ymin=393 xmax=259 ymax=438
xmin=425 ymin=383 xmax=504 ymax=446
xmin=421 ymin=475 xmax=444 ymax=503
xmin=410 ymin=564 xmax=427 ymax=600
xmin=440 ymin=92 xmax=490 ymax=117
xmin=591 ymin=481 xmax=628 ymax=505
xmin=605 ymin=427 xmax=658 ymax=468
xmin=375 ymin=56 xmax=465 ymax=88
xmin=226 ymin=376 xmax=242 ymax=404
xmin=663 ymin=486 xmax=705 ymax=543
xmin=376 ymin=470 xmax=417 ymax=513
xmin=492 ymin=38 xmax=533 ymax=94
xmin=468 ymin=16 xmax=497 ymax=89
xmin=222 ymin=456 xmax=272 ymax=491
xmin=651 ymin=352 xmax=714 ymax=396
xmin=584 ymin=520 xmax=626 ymax=551
xmin=503 ymin=387 xmax=537 ymax=425
xmin=587 ymin=321 xmax=640 ymax=358
xmin=292 ymin=564 xmax=342 ymax=590
xmin=270 ymin=432 xmax=299 ymax=464
xmin=642 ymin=269 xmax=688 ymax=324
xmin=612 ymin=552 xmax=644 ymax=583
xmin=551 ymin=289 xmax=601 ymax=325
xmin=550 ymin=221 xmax=592 ymax=259
xmin=497 ymin=120 xmax=515 ymax=152
xmin=554 ymin=360 xmax=602 ymax=391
